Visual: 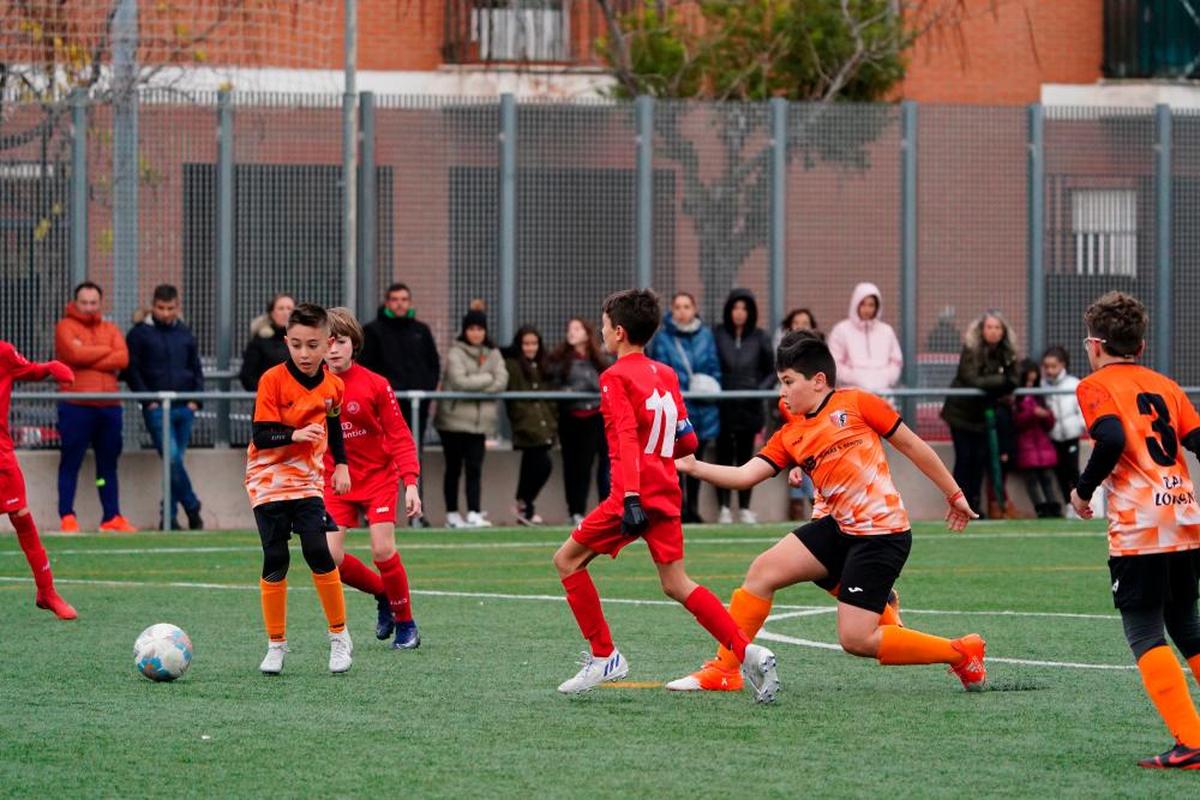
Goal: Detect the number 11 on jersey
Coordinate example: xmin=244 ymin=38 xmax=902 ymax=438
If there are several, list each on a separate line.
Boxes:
xmin=644 ymin=390 xmax=679 ymax=457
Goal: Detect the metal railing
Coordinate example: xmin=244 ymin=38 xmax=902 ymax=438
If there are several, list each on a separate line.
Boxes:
xmin=18 ymin=385 xmax=1197 ymax=531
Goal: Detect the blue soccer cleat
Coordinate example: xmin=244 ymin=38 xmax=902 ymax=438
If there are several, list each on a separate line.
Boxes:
xmin=392 ymin=620 xmax=421 ymax=650
xmin=375 ymin=594 xmax=395 ymax=640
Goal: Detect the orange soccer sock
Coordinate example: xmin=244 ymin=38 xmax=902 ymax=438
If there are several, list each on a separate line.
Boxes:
xmin=714 ymin=588 xmax=773 ymax=671
xmin=311 ymin=569 xmax=347 ymax=634
xmin=259 ymin=578 xmax=288 ymax=642
xmin=1138 ymin=646 xmax=1200 ymax=748
xmin=877 ymin=625 xmax=961 ymax=666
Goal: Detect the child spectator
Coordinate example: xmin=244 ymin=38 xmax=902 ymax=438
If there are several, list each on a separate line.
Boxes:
xmin=1014 ymin=358 xmax=1060 ymax=518
xmin=1041 ymin=346 xmax=1085 ymax=518
xmin=504 ymin=326 xmax=558 ymax=526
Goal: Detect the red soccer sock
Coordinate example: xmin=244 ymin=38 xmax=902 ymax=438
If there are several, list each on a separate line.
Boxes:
xmin=374 ymin=552 xmax=413 ymax=623
xmin=11 ymin=512 xmax=53 ymax=593
xmin=561 ymin=570 xmax=614 ymax=658
xmin=337 ymin=553 xmax=384 ymax=597
xmin=685 ymin=586 xmax=750 ymax=663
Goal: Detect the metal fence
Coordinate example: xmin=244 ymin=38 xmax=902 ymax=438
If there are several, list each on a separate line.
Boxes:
xmin=3 ymin=93 xmax=1200 ymax=420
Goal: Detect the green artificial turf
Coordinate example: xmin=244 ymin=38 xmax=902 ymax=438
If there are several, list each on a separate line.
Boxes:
xmin=1 ymin=520 xmax=1197 ymax=798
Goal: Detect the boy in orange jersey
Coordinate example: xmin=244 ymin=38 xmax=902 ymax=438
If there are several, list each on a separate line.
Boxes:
xmin=322 ymin=308 xmax=423 ymax=650
xmin=245 ymin=303 xmax=353 ymax=675
xmin=1069 ymin=291 xmax=1200 ymax=770
xmin=0 ymin=341 xmax=77 ymax=620
xmin=671 ymin=330 xmax=987 ymax=693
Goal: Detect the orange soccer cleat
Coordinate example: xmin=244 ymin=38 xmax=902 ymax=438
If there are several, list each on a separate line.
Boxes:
xmin=948 ymin=634 xmax=988 ymax=692
xmin=665 ymin=658 xmax=744 ymax=692
xmin=98 ymin=515 xmax=138 ymax=533
xmin=36 ymin=590 xmax=78 ymax=620
xmin=59 ymin=514 xmax=80 ymax=533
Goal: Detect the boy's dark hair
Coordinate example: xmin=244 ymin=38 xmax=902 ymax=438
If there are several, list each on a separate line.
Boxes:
xmin=152 ymin=284 xmax=178 ymax=303
xmin=287 ymin=303 xmax=329 ymax=331
xmin=1042 ymin=345 xmax=1070 ymax=370
xmin=603 ymin=289 xmax=661 ymax=346
xmin=386 ymin=282 xmax=410 ymax=297
xmin=776 ymin=330 xmax=837 ymax=385
xmin=73 ymin=280 xmax=103 ymax=298
xmin=1084 ymin=291 xmax=1146 ymax=358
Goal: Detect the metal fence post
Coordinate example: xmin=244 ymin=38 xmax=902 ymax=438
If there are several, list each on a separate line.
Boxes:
xmin=215 ymin=90 xmax=234 ymax=447
xmin=498 ymin=93 xmax=517 ymax=346
xmin=69 ymin=89 xmax=88 ymax=288
xmin=1027 ymin=103 xmax=1046 ymax=360
xmin=357 ymin=91 xmax=377 ymax=322
xmin=341 ymin=0 xmax=359 ymax=313
xmin=769 ymin=97 xmax=788 ymax=334
xmin=160 ymin=393 xmax=173 ymax=531
xmin=635 ymin=95 xmax=654 ymax=290
xmin=1155 ymin=103 xmax=1173 ymax=374
xmin=900 ymin=101 xmax=919 ymax=422
xmin=112 ymin=0 xmax=139 ymax=329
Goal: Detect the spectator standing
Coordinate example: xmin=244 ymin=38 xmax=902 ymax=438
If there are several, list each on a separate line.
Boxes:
xmin=549 ymin=318 xmax=611 ymax=526
xmin=125 ymin=285 xmax=205 ymax=531
xmin=827 ymin=282 xmax=903 ymax=392
xmin=54 ymin=282 xmax=135 ymax=533
xmin=360 ymin=283 xmax=441 ymax=528
xmin=777 ymin=309 xmax=820 ymax=520
xmin=940 ymin=310 xmax=1019 ymax=517
xmin=1013 ymin=359 xmax=1060 ymax=518
xmin=238 ymin=293 xmax=294 ymax=391
xmin=646 ymin=291 xmax=721 ymax=523
xmin=1041 ymin=346 xmax=1085 ymax=517
xmin=713 ymin=289 xmax=774 ymax=524
xmin=504 ymin=326 xmax=558 ymax=526
xmin=434 ymin=309 xmax=507 ymax=528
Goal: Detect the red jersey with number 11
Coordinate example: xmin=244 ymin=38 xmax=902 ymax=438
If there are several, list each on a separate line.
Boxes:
xmin=600 ymin=352 xmax=691 ymax=517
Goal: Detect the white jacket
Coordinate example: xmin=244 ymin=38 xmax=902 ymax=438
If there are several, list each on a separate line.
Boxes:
xmin=1044 ymin=371 xmax=1085 ymax=441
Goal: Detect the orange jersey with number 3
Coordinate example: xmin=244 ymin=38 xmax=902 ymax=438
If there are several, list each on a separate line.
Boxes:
xmin=758 ymin=389 xmax=909 ymax=535
xmin=1077 ymin=364 xmax=1200 ymax=556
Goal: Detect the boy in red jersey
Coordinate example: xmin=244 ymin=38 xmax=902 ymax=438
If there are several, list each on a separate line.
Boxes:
xmin=323 ymin=308 xmax=422 ymax=650
xmin=670 ymin=330 xmax=987 ymax=693
xmin=245 ymin=303 xmax=352 ymax=675
xmin=552 ymin=289 xmax=777 ymax=701
xmin=0 ymin=341 xmax=77 ymax=620
xmin=1069 ymin=291 xmax=1200 ymax=770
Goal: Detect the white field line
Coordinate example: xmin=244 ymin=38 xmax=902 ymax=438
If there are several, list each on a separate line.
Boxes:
xmin=0 ymin=576 xmax=1133 ymax=671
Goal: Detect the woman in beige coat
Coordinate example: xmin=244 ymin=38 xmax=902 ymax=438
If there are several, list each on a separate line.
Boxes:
xmin=434 ymin=309 xmax=508 ymax=528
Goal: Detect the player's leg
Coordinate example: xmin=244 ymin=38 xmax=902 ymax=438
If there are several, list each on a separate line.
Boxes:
xmin=255 ymin=502 xmax=292 ymax=673
xmin=326 ymin=495 xmax=392 ymax=639
xmin=1165 ymin=600 xmax=1200 ymax=686
xmin=7 ymin=500 xmax=77 ymax=619
xmin=552 ymin=519 xmax=627 ymax=693
xmin=367 ymin=512 xmax=419 ymax=650
xmin=293 ymin=499 xmax=351 ymax=673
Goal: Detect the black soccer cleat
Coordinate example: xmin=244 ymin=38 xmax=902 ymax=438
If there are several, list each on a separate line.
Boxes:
xmin=1138 ymin=742 xmax=1200 ymax=770
xmin=392 ymin=620 xmax=421 ymax=650
xmin=375 ymin=594 xmax=395 ymax=640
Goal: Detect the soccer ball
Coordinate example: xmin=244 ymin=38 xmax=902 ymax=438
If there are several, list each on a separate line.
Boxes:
xmin=133 ymin=623 xmax=194 ymax=682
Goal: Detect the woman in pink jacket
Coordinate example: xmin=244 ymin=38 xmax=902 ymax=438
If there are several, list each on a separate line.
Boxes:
xmin=827 ymin=282 xmax=903 ymax=392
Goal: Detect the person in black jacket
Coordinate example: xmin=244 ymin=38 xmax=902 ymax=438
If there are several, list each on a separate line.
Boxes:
xmin=125 ymin=284 xmax=205 ymax=530
xmin=713 ymin=289 xmax=775 ymax=524
xmin=504 ymin=326 xmax=558 ymax=526
xmin=238 ymin=293 xmax=293 ymax=391
xmin=360 ymin=283 xmax=441 ymax=528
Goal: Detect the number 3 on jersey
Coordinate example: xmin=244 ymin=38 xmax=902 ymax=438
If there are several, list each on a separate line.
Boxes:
xmin=644 ymin=390 xmax=679 ymax=457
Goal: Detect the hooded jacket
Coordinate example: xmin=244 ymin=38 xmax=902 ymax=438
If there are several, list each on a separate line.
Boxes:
xmin=125 ymin=310 xmax=205 ymax=406
xmin=646 ymin=312 xmax=721 ymax=440
xmin=1014 ymin=395 xmax=1058 ymax=470
xmin=827 ymin=282 xmax=903 ymax=392
xmin=54 ymin=302 xmax=128 ymax=406
xmin=360 ymin=306 xmax=441 ymax=393
xmin=1043 ymin=370 xmax=1086 ymax=442
xmin=713 ymin=289 xmax=775 ymax=433
xmin=238 ymin=315 xmax=289 ymax=391
xmin=434 ymin=340 xmax=508 ymax=436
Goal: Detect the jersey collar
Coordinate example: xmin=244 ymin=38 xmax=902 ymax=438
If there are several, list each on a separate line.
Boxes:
xmin=805 ymin=389 xmax=837 ymax=419
xmin=285 ymin=358 xmax=326 ymax=391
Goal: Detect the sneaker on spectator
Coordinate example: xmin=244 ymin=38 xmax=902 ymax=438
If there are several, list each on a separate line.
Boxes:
xmin=570 ymin=513 xmax=585 ymax=528
xmin=99 ymin=515 xmax=138 ymax=533
xmin=465 ymin=511 xmax=492 ymax=528
xmin=739 ymin=508 xmax=759 ymax=525
xmin=717 ymin=506 xmax=733 ymax=525
xmin=58 ymin=514 xmax=80 ymax=534
xmin=446 ymin=512 xmax=469 ymax=529
xmin=410 ymin=515 xmax=432 ymax=529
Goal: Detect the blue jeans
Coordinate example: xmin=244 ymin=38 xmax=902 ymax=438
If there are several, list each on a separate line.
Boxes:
xmin=144 ymin=405 xmax=200 ymax=522
xmin=57 ymin=403 xmax=124 ymax=520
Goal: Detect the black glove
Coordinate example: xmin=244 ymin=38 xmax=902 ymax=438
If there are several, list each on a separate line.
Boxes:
xmin=621 ymin=495 xmax=648 ymax=537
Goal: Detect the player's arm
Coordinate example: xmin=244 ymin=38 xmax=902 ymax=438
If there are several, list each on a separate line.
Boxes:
xmin=4 ymin=344 xmax=74 ymax=385
xmin=250 ymin=376 xmax=315 ymax=447
xmin=326 ymin=396 xmax=350 ymax=494
xmin=1177 ymin=391 xmax=1200 ymax=457
xmin=668 ymin=382 xmax=699 ymax=457
xmin=888 ymin=423 xmax=976 ymax=530
xmin=675 ymin=453 xmax=776 ymax=491
xmin=1069 ymin=381 xmax=1125 ymax=519
xmin=380 ymin=384 xmax=420 ymax=487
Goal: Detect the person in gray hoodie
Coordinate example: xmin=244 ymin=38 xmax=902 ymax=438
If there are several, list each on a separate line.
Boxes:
xmin=434 ymin=309 xmax=508 ymax=528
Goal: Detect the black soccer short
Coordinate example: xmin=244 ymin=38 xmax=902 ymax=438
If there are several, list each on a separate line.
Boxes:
xmin=253 ymin=496 xmax=330 ymax=546
xmin=793 ymin=515 xmax=912 ymax=614
xmin=1108 ymin=549 xmax=1200 ymax=611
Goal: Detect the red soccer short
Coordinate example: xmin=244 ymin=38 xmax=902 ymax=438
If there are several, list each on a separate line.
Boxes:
xmin=572 ymin=499 xmax=684 ymax=564
xmin=324 ymin=480 xmax=400 ymax=528
xmin=0 ymin=457 xmax=28 ymax=515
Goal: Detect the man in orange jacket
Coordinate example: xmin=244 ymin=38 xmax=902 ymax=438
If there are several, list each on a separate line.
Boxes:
xmin=54 ymin=282 xmax=136 ymax=533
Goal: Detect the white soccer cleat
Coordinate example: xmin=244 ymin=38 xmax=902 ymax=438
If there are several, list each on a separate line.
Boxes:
xmin=557 ymin=649 xmax=629 ymax=694
xmin=741 ymin=643 xmax=779 ymax=704
xmin=717 ymin=506 xmax=733 ymax=524
xmin=259 ymin=641 xmax=288 ymax=675
xmin=465 ymin=511 xmax=493 ymax=528
xmin=446 ymin=512 xmax=468 ymax=529
xmin=328 ymin=629 xmax=353 ymax=674
xmin=739 ymin=509 xmax=759 ymax=525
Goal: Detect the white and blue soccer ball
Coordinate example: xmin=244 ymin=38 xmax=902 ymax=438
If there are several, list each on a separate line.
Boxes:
xmin=133 ymin=623 xmax=194 ymax=682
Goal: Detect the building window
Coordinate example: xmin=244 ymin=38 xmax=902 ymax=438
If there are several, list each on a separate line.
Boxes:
xmin=1071 ymin=189 xmax=1137 ymax=278
xmin=470 ymin=1 xmax=567 ymax=62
